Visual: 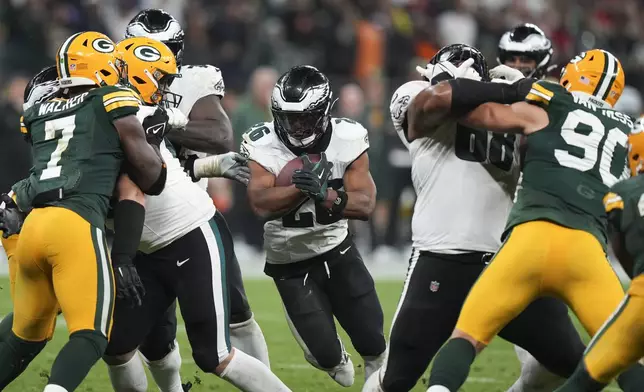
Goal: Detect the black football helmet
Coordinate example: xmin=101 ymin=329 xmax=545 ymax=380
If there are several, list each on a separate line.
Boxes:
xmin=23 ymin=65 xmax=59 ymax=111
xmin=428 ymin=44 xmax=490 ymax=82
xmin=271 ymin=65 xmax=335 ymax=149
xmin=125 ymin=9 xmax=185 ymax=66
xmin=497 ymin=23 xmax=553 ymax=79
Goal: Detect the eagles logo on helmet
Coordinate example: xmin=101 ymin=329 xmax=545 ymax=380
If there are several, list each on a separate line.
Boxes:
xmin=271 ymin=65 xmax=335 ymax=149
xmin=497 ymin=23 xmax=553 ymax=79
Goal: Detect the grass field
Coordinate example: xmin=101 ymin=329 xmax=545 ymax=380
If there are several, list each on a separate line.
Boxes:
xmin=0 ymin=277 xmax=604 ymax=392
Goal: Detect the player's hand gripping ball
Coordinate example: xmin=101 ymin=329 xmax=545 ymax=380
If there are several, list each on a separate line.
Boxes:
xmin=292 ymin=153 xmax=334 ymax=202
xmin=275 ymin=153 xmax=322 ymax=187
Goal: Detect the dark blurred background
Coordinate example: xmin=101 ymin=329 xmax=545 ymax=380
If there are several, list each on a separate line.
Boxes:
xmin=2 ymin=0 xmax=644 ymax=263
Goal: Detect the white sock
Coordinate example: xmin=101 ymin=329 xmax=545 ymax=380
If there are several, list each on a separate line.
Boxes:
xmin=107 ymin=354 xmax=148 ymax=392
xmin=362 ymin=367 xmax=385 ymax=392
xmin=43 ymin=385 xmax=68 ymax=392
xmin=427 ymin=386 xmax=451 ymax=392
xmin=507 ymin=346 xmax=565 ymax=392
xmin=220 ymin=348 xmax=291 ymax=392
xmin=141 ymin=341 xmax=183 ymax=392
xmin=363 ymin=351 xmax=386 ymax=382
xmin=230 ymin=315 xmax=271 ymax=368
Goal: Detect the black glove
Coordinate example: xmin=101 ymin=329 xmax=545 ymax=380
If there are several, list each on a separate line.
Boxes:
xmin=0 ymin=194 xmax=26 ymax=239
xmin=112 ymin=255 xmax=145 ymax=308
xmin=142 ymin=107 xmax=170 ymax=147
xmin=292 ymin=153 xmax=333 ymax=202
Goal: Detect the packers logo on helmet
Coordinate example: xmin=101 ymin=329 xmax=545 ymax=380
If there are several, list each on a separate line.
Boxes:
xmin=56 ymin=31 xmax=120 ymax=88
xmin=560 ymin=49 xmax=624 ymax=108
xmin=115 ymin=37 xmax=182 ymax=107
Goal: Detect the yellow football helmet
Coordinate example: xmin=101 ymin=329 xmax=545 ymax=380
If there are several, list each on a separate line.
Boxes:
xmin=115 ymin=37 xmax=181 ymax=106
xmin=56 ymin=31 xmax=120 ymax=88
xmin=628 ymin=116 xmax=644 ymax=176
xmin=560 ymin=49 xmax=625 ymax=108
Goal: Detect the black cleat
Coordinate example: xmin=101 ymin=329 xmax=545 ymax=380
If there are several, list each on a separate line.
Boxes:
xmin=182 ymin=382 xmax=192 ymax=391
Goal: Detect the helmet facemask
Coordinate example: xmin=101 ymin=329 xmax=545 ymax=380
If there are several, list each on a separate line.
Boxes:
xmin=273 ymin=98 xmax=334 ymax=148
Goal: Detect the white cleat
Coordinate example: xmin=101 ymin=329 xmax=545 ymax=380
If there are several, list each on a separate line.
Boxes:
xmin=327 ymin=353 xmax=355 ymax=387
xmin=362 ymin=367 xmax=385 ymax=392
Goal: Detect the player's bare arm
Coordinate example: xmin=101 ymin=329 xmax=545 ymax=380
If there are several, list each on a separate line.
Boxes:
xmin=461 ymin=101 xmax=549 ymax=135
xmin=166 ymin=95 xmax=234 ymax=154
xmin=407 ymin=82 xmax=453 ymax=141
xmin=114 ymin=115 xmax=167 ymax=195
xmin=319 ymin=153 xmax=375 ymax=220
xmin=115 ymin=173 xmax=145 ymax=205
xmin=247 ymin=161 xmax=306 ymax=219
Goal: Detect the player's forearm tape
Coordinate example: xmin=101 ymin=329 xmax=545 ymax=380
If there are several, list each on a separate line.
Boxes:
xmin=449 ymin=78 xmax=529 ymax=116
xmin=145 ymin=165 xmax=167 ymax=196
xmin=111 ymin=199 xmax=145 ymax=264
xmin=193 ymin=155 xmax=223 ymax=179
xmin=330 ymin=190 xmax=348 ymax=214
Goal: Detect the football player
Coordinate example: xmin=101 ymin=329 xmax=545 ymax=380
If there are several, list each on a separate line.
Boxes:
xmin=0 ymin=31 xmax=167 ymax=392
xmin=414 ymin=49 xmax=644 ymax=392
xmin=363 ymin=44 xmax=585 ymax=392
xmin=497 ymin=23 xmax=554 ymax=79
xmin=243 ymin=65 xmax=386 ymax=387
xmin=122 ymin=7 xmax=269 ymax=378
xmin=498 ymin=23 xmax=578 ymax=390
xmin=102 ymin=37 xmax=289 ymax=392
xmin=554 ymin=117 xmax=644 ymax=391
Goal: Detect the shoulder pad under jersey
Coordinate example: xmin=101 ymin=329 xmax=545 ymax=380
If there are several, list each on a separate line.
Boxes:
xmin=173 ymin=65 xmax=225 ymax=115
xmin=331 ymin=117 xmax=370 ymax=162
xmin=525 ymin=80 xmax=568 ymax=109
xmin=240 ymin=122 xmax=281 ymax=173
xmin=390 ymin=80 xmax=431 ymax=146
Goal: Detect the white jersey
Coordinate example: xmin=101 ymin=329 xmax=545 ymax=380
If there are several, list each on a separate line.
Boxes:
xmin=139 ymin=140 xmax=216 ymax=253
xmin=390 ymin=81 xmax=520 ymax=253
xmin=168 ymin=64 xmax=226 ymax=190
xmin=241 ymin=119 xmax=369 ymax=264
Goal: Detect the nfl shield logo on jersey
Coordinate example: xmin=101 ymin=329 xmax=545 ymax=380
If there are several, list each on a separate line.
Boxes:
xmin=430 ymin=281 xmax=440 ymax=292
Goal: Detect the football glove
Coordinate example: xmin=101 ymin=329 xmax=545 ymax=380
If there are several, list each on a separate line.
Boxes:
xmin=112 ymin=255 xmax=145 ymax=308
xmin=184 ymin=152 xmax=251 ymax=185
xmin=489 ymin=64 xmax=525 ymax=82
xmin=142 ymin=107 xmax=170 ymax=147
xmin=293 ymin=153 xmax=333 ymax=202
xmin=165 ymin=107 xmax=188 ymax=130
xmin=416 ymin=58 xmax=479 ymax=83
xmin=0 ymin=193 xmax=26 ymax=239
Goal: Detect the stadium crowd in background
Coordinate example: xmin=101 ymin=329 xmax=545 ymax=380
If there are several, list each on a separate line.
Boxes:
xmin=3 ymin=0 xmax=644 ymax=255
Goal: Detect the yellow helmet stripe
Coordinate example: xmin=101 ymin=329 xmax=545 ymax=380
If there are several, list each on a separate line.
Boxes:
xmin=593 ymin=50 xmax=618 ymax=101
xmin=57 ymin=32 xmax=83 ymax=79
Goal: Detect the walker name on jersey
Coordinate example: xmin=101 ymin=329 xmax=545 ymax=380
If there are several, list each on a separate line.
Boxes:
xmin=38 ymin=93 xmax=88 ymax=116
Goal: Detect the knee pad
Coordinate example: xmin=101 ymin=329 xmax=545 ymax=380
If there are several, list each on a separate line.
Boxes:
xmin=70 ymin=330 xmax=108 ymax=357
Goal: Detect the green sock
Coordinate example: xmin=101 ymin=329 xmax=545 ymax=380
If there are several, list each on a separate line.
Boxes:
xmin=428 ymin=338 xmax=476 ymax=391
xmin=0 ymin=331 xmax=46 ymax=389
xmin=48 ymin=330 xmax=107 ymax=391
xmin=617 ymin=363 xmax=644 ymax=392
xmin=0 ymin=313 xmax=14 ymax=342
xmin=555 ymin=364 xmax=606 ymax=392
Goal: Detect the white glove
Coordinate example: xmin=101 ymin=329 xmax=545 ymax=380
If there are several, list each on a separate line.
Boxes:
xmin=416 ymin=58 xmax=480 ymax=82
xmin=165 ymin=107 xmax=189 ymax=130
xmin=190 ymin=152 xmax=251 ymax=185
xmin=489 ymin=64 xmax=525 ymax=82
xmin=135 ymin=105 xmax=158 ymax=124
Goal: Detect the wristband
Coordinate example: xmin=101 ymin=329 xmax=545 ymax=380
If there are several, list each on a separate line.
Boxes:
xmin=183 ymin=154 xmax=199 ymax=182
xmin=330 ymin=190 xmax=348 ymax=214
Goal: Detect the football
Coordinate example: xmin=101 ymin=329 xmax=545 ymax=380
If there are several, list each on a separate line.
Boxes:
xmin=275 ymin=154 xmax=321 ymax=187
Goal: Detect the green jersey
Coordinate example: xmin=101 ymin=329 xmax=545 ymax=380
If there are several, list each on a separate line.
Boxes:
xmin=505 ymin=80 xmax=632 ymax=247
xmin=16 ymin=85 xmax=141 ymax=228
xmin=604 ymin=176 xmax=644 ymax=275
